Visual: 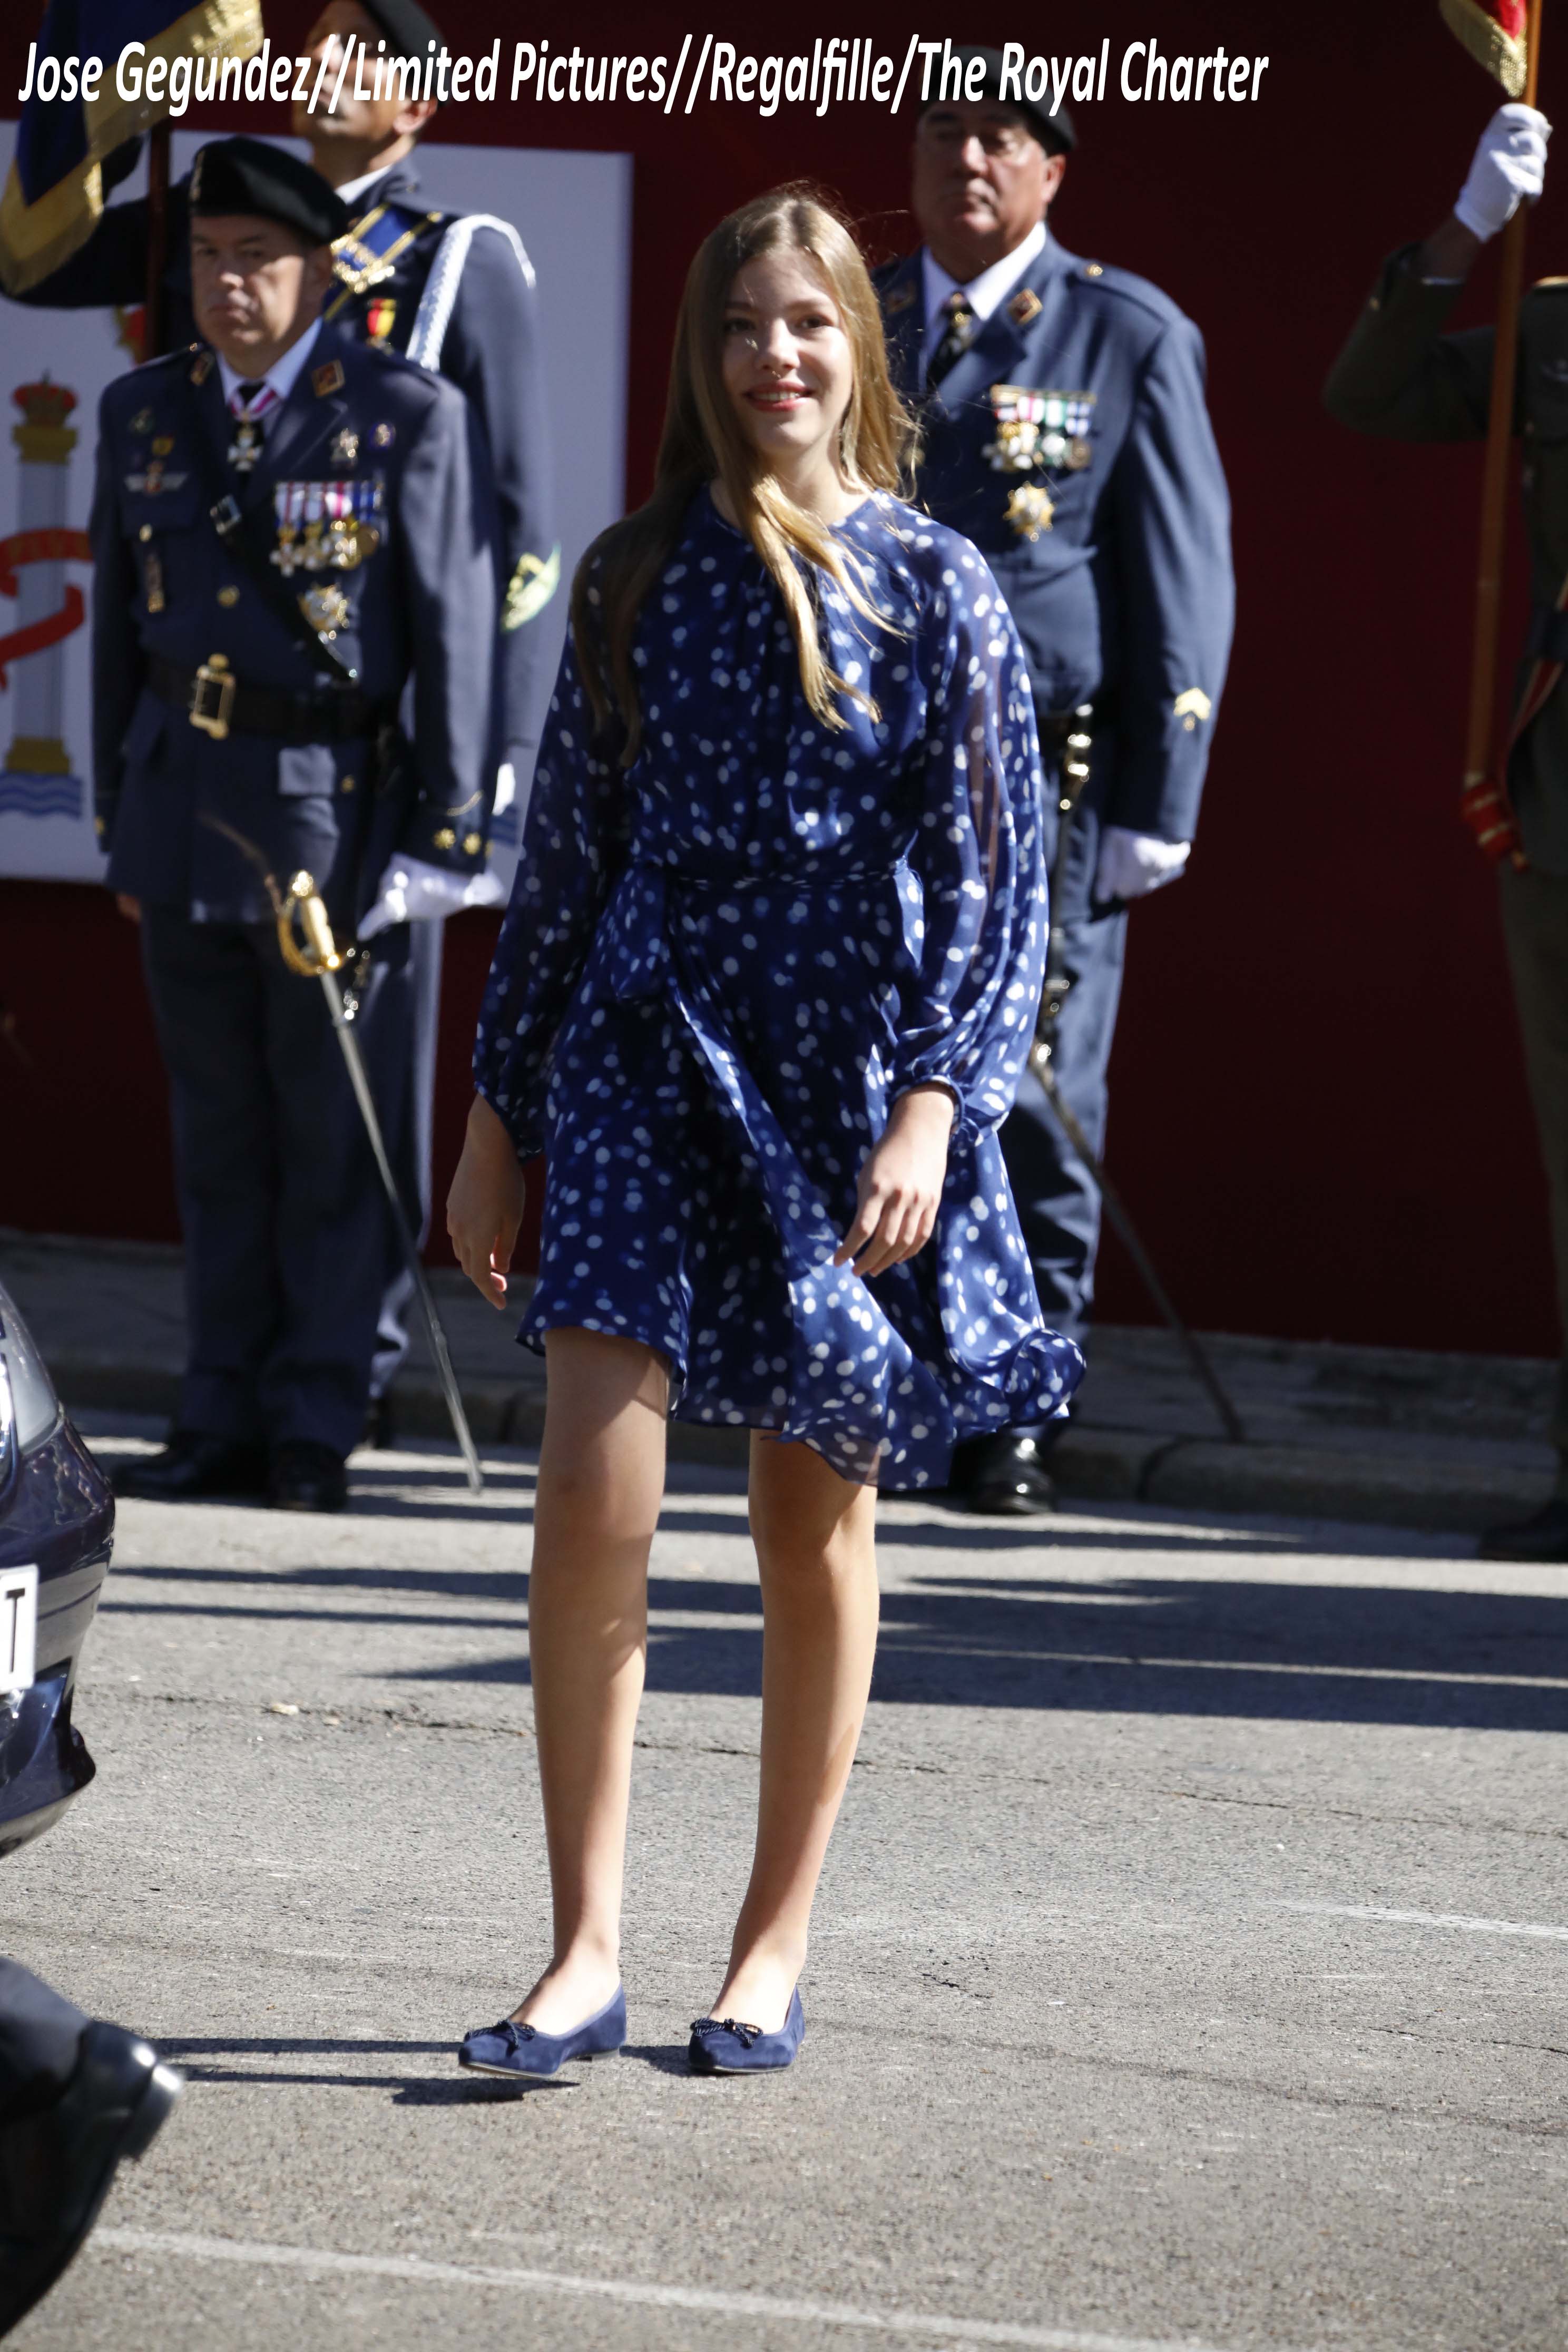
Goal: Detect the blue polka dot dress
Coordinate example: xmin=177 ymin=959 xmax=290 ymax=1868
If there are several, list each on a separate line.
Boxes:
xmin=474 ymin=488 xmax=1084 ymax=1487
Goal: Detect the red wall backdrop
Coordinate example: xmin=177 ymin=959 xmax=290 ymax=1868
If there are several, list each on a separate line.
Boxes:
xmin=0 ymin=1 xmax=1559 ymax=1355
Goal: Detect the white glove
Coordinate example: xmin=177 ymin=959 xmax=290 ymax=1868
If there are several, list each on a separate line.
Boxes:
xmin=1094 ymin=828 xmax=1190 ymax=903
xmin=1454 ymin=103 xmax=1550 ymax=242
xmin=358 ymin=853 xmax=504 ymax=940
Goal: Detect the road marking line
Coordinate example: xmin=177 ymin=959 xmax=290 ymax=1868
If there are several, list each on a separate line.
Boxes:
xmin=1279 ymin=1902 xmax=1568 ymax=1942
xmin=874 ymin=1648 xmax=1568 ymax=1690
xmin=92 ymin=2228 xmax=1276 ymax=2351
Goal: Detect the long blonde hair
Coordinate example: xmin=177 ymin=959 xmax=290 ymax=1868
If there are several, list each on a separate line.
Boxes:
xmin=571 ymin=185 xmax=918 ymax=763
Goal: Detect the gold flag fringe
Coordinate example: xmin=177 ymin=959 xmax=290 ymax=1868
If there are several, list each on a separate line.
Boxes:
xmin=1439 ymin=0 xmax=1529 ymax=94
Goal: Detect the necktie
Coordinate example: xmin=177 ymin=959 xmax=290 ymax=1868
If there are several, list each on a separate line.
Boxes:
xmin=226 ymin=379 xmax=279 ymax=473
xmin=925 ymin=290 xmax=975 ymax=390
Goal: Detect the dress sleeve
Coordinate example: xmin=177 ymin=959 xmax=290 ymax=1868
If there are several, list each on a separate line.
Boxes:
xmin=890 ymin=560 xmax=1047 ymax=1144
xmin=472 ymin=628 xmax=624 ymax=1156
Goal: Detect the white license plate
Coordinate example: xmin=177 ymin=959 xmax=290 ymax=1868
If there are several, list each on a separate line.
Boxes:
xmin=1 ymin=1567 xmax=37 ymax=1694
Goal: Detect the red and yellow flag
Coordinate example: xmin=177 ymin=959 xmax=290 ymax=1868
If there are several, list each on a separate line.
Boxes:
xmin=1439 ymin=0 xmax=1530 ymax=92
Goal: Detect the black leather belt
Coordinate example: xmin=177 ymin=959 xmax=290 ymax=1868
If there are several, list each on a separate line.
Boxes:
xmin=149 ymin=655 xmax=379 ymax=745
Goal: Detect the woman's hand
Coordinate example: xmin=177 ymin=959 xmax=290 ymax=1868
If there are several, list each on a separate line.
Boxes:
xmin=834 ymin=1084 xmax=955 ymax=1279
xmin=447 ymin=1092 xmax=528 ymax=1309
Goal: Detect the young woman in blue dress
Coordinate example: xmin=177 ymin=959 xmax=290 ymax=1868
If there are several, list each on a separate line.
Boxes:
xmin=446 ymin=188 xmax=1081 ymax=2079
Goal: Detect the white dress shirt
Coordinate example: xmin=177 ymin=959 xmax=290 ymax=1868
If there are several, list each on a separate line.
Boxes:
xmin=215 ymin=317 xmax=322 ymax=414
xmin=920 ymin=220 xmax=1046 ymax=378
xmin=329 ymin=165 xmax=392 ymax=212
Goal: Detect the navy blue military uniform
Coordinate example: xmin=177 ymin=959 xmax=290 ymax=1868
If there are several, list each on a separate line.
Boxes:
xmin=25 ymin=136 xmax=551 ymax=1416
xmin=875 ymin=231 xmax=1233 ymax=1355
xmin=16 ymin=156 xmax=555 ymax=769
xmin=91 ymin=317 xmax=498 ymax=1460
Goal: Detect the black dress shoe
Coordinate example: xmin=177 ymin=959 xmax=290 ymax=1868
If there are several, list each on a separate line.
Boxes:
xmin=950 ymin=1431 xmax=1056 ymax=1516
xmin=1478 ymin=1496 xmax=1568 ymax=1563
xmin=111 ymin=1431 xmax=268 ymax=1502
xmin=268 ymin=1440 xmax=348 ymax=1513
xmin=360 ymin=1394 xmax=396 ymax=1450
xmin=0 ymin=2020 xmax=182 ymax=2335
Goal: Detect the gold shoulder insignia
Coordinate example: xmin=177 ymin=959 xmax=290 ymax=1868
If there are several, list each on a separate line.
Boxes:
xmin=189 ymin=350 xmax=214 ymax=385
xmin=313 ymin=359 xmax=346 ymax=398
xmin=884 ymin=282 xmax=916 ymax=315
xmin=1083 ymin=261 xmax=1104 ymax=280
xmin=504 ymin=544 xmax=562 ymax=632
xmin=1008 ymin=287 xmax=1042 ymax=326
xmin=1173 ymin=688 xmax=1212 ymax=722
xmin=1531 ymin=276 xmax=1568 ymax=290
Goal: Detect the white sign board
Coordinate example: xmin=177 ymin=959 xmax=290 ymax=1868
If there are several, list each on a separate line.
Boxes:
xmin=0 ymin=128 xmax=630 ymax=885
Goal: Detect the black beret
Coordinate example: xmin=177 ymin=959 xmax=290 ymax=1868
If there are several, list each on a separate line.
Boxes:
xmin=916 ymin=46 xmax=1075 ymax=156
xmin=189 ymin=138 xmax=349 ymax=246
xmin=358 ymin=0 xmax=444 ymax=57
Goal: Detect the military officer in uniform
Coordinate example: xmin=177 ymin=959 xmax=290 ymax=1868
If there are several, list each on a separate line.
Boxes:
xmin=1325 ymin=103 xmax=1568 ymax=1564
xmin=95 ymin=137 xmax=497 ymax=1511
xmin=876 ymin=48 xmax=1234 ymax=1513
xmin=13 ymin=0 xmax=555 ymax=784
xmin=12 ymin=0 xmax=555 ymax=1425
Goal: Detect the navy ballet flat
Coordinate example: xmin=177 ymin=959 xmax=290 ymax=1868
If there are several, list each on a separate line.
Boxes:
xmin=688 ymin=1986 xmax=805 ymax=2075
xmin=457 ymin=1985 xmax=626 ymax=2082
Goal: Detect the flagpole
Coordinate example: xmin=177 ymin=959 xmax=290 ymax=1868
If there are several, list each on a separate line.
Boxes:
xmin=1463 ymin=0 xmax=1545 ymax=856
xmin=144 ymin=124 xmax=171 ymax=360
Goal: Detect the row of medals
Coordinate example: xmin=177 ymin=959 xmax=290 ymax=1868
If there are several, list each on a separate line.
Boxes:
xmin=230 ymin=415 xmax=381 ymax=638
xmin=984 ymin=401 xmax=1093 ymax=545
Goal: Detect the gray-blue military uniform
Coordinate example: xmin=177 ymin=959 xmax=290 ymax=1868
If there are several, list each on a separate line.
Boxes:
xmin=90 ymin=324 xmax=498 ymax=1457
xmin=15 ymin=147 xmax=554 ymax=1410
xmin=875 ymin=231 xmax=1234 ymax=1357
xmin=16 ymin=155 xmax=555 ymax=772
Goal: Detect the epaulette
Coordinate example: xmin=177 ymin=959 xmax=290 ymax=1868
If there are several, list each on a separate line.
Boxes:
xmin=1068 ymin=257 xmax=1187 ymax=331
xmin=126 ymin=341 xmax=200 ymax=378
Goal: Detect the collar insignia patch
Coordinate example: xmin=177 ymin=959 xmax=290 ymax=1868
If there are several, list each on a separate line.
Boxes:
xmin=1008 ymin=287 xmax=1043 ymax=326
xmin=189 ymin=351 xmax=214 ymax=386
xmin=884 ymin=283 xmax=916 ymax=315
xmin=312 ymin=359 xmax=346 ymax=398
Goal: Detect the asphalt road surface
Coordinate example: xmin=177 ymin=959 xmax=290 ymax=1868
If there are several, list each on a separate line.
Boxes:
xmin=8 ymin=1419 xmax=1566 ymax=2352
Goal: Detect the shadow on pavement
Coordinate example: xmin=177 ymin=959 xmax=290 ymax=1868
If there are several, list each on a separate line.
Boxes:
xmin=99 ymin=1554 xmax=1568 ymax=1729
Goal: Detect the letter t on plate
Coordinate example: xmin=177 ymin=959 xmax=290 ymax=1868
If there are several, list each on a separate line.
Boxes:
xmin=1 ymin=1567 xmax=37 ymax=1694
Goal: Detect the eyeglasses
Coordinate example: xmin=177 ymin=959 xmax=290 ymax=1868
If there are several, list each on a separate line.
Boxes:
xmin=916 ymin=117 xmax=1038 ymax=162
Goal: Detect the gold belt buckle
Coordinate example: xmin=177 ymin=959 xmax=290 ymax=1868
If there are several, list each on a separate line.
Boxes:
xmin=189 ymin=655 xmax=235 ymax=741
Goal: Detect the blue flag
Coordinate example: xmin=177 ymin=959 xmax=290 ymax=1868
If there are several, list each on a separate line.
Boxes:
xmin=0 ymin=0 xmax=261 ymax=293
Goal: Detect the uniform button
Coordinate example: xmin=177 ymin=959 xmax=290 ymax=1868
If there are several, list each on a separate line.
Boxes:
xmin=433 ymin=826 xmax=456 ymax=850
xmin=462 ymin=830 xmax=482 ymax=855
xmin=1085 ymin=262 xmax=1103 ymax=278
xmin=218 ymin=585 xmax=239 ymax=606
xmin=139 ymin=524 xmax=153 ymax=542
xmin=340 ymin=773 xmax=356 ymax=793
xmin=1183 ymin=716 xmax=1195 ymax=731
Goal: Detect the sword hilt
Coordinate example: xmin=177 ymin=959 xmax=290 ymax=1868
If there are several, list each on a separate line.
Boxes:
xmin=278 ymin=870 xmax=344 ymax=977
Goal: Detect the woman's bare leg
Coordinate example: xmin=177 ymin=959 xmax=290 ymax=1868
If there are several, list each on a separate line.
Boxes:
xmin=704 ymin=1437 xmax=880 ymax=2032
xmin=513 ymin=1328 xmax=667 ymax=2033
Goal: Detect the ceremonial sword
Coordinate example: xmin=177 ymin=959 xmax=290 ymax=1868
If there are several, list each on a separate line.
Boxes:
xmin=1030 ymin=715 xmax=1247 ymax=1449
xmin=202 ymin=817 xmax=485 ymax=1493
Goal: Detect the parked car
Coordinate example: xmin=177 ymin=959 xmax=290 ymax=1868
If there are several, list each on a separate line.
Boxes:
xmin=0 ymin=1278 xmax=111 ymax=1856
